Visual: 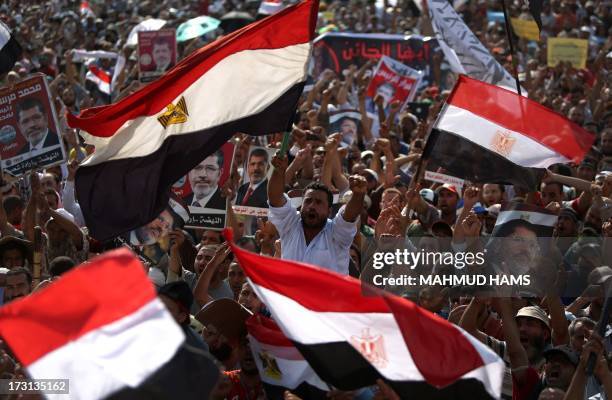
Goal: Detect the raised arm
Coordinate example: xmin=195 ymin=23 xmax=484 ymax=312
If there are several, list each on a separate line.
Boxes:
xmin=268 ymin=152 xmax=289 ymax=207
xmin=344 ymin=175 xmax=367 ymax=222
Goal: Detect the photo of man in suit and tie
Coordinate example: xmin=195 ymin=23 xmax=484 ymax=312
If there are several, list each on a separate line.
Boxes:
xmin=16 ymin=97 xmax=60 ymax=156
xmin=236 ymin=147 xmax=271 ymax=209
xmin=186 ymin=149 xmax=226 ymax=210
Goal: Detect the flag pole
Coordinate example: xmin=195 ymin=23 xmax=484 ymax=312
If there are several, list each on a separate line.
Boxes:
xmin=500 ymin=0 xmax=522 ymax=96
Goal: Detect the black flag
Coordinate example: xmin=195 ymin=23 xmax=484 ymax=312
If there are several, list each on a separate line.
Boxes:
xmin=528 ymin=0 xmax=544 ymax=32
xmin=0 ymin=21 xmax=22 ymax=75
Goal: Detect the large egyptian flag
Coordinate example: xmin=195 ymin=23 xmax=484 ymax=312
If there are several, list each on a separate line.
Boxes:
xmin=423 ymin=75 xmax=594 ymax=189
xmin=0 ymin=249 xmax=218 ymax=400
xmin=226 ymin=231 xmax=504 ymax=400
xmin=0 ymin=21 xmax=22 ymax=75
xmin=67 ymin=0 xmax=318 ymax=241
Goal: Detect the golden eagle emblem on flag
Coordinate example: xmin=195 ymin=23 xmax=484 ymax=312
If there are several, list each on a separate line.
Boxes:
xmin=259 ymin=351 xmax=282 ymax=379
xmin=157 ymin=97 xmax=189 ymax=128
xmin=349 ymin=328 xmax=387 ymax=368
xmin=491 ymin=130 xmax=516 ymax=157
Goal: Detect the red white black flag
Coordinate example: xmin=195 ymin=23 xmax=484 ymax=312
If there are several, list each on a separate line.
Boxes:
xmin=227 ymin=231 xmax=504 ymax=400
xmin=67 ymin=0 xmax=318 ymax=240
xmin=424 ymin=75 xmax=594 ymax=189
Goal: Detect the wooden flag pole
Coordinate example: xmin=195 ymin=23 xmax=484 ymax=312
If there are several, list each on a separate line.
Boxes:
xmin=500 ymin=0 xmax=522 ymax=96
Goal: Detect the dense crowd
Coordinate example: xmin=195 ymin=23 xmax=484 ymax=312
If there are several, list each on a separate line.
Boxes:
xmin=0 ymin=0 xmax=612 ymax=399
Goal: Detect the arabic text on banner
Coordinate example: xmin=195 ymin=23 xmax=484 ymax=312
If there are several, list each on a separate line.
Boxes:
xmin=312 ymin=32 xmax=438 ymax=86
xmin=547 ymin=38 xmax=588 ymax=69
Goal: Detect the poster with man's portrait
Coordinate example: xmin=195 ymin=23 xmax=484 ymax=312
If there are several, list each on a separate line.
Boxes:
xmin=129 ymin=196 xmax=190 ymax=247
xmin=138 ymin=29 xmax=177 ymax=82
xmin=0 ymin=74 xmax=67 ymax=176
xmin=173 ymin=142 xmax=235 ymax=230
xmin=232 ymin=146 xmax=275 ymax=217
xmin=365 ymin=56 xmax=423 ymax=115
xmin=329 ymin=110 xmax=362 ymax=147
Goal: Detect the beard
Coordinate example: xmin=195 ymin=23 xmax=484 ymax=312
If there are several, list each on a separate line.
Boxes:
xmin=301 ymin=212 xmax=326 ymax=229
xmin=526 ymin=335 xmax=547 ymax=363
xmin=210 ymin=342 xmax=233 ymax=362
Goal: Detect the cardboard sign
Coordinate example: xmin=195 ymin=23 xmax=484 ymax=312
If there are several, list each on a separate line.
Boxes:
xmin=179 ymin=142 xmax=235 ymax=230
xmin=329 ymin=110 xmax=362 ymax=147
xmin=424 ymin=170 xmax=465 ymax=188
xmin=547 ymin=38 xmax=588 ymax=69
xmin=138 ymin=29 xmax=177 ymax=82
xmin=0 ymin=74 xmax=67 ymax=176
xmin=511 ymin=18 xmax=540 ymax=41
xmin=365 ymin=56 xmax=423 ymax=114
xmin=232 ymin=146 xmax=275 ymax=217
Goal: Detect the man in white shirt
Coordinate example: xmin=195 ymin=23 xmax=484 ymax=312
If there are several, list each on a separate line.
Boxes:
xmin=267 ymin=152 xmax=366 ymax=275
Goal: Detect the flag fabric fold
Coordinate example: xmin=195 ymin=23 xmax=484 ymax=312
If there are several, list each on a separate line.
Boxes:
xmin=67 ymin=0 xmax=318 ymax=241
xmin=247 ymin=314 xmax=329 ymax=396
xmin=0 ymin=249 xmax=218 ymax=400
xmin=0 ymin=21 xmax=22 ymax=75
xmin=227 ymin=230 xmax=505 ymax=400
xmin=427 ymin=0 xmax=523 ymax=92
xmin=423 ymin=75 xmax=594 ymax=189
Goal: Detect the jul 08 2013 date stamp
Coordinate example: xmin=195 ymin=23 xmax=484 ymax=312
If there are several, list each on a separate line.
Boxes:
xmin=0 ymin=379 xmax=69 ymax=395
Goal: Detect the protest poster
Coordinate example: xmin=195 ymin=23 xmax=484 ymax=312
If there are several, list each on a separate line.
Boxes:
xmin=365 ymin=56 xmax=423 ymax=115
xmin=328 ymin=109 xmax=362 ymax=147
xmin=312 ymin=32 xmax=438 ymax=86
xmin=232 ymin=146 xmax=275 ymax=218
xmin=547 ymin=38 xmax=588 ymax=69
xmin=511 ymin=18 xmax=540 ymax=41
xmin=178 ymin=141 xmax=235 ymax=230
xmin=138 ymin=29 xmax=177 ymax=82
xmin=424 ymin=170 xmax=465 ymax=188
xmin=128 ymin=196 xmax=190 ymax=246
xmin=0 ymin=74 xmax=67 ymax=177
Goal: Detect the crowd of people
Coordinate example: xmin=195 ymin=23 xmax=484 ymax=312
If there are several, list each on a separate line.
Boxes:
xmin=1 ymin=0 xmax=612 ymax=399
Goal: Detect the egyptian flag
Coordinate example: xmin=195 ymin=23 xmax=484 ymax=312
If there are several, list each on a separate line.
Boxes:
xmin=247 ymin=314 xmax=329 ymax=399
xmin=0 ymin=249 xmax=218 ymax=400
xmin=423 ymin=75 xmax=594 ymax=189
xmin=0 ymin=21 xmax=22 ymax=75
xmin=226 ymin=231 xmax=505 ymax=400
xmin=86 ymin=62 xmax=112 ymax=95
xmin=67 ymin=0 xmax=318 ymax=241
xmin=491 ymin=202 xmax=558 ymax=238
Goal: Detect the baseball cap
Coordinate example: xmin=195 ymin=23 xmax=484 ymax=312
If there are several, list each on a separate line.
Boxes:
xmin=543 ymin=345 xmax=579 ymax=366
xmin=196 ymin=298 xmax=253 ymax=342
xmin=516 ymin=306 xmax=550 ymax=330
xmin=362 ymin=169 xmax=379 ymax=183
xmin=435 ymin=184 xmax=460 ymax=198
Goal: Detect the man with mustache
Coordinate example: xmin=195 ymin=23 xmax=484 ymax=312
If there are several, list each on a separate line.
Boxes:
xmin=186 ymin=150 xmax=226 ymax=209
xmin=236 ymin=148 xmax=269 ymax=208
xmin=3 ymin=267 xmax=31 ymax=303
xmin=16 ymin=97 xmax=60 ymax=156
xmin=267 ymin=152 xmax=366 ymax=275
